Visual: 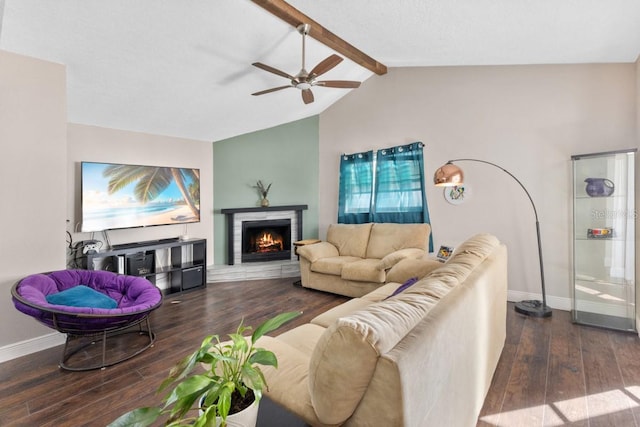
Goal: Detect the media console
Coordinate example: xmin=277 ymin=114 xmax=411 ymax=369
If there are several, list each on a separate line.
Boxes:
xmin=86 ymin=238 xmax=207 ymax=295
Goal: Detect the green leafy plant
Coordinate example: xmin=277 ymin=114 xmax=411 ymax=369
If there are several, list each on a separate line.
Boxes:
xmin=109 ymin=311 xmax=301 ymax=427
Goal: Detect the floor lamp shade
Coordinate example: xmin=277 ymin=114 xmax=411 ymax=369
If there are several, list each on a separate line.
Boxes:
xmin=433 ymin=162 xmax=464 ymax=187
xmin=433 ymin=159 xmax=552 ymax=318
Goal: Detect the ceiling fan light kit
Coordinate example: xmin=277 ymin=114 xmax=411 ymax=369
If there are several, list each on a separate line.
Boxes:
xmin=252 ymin=23 xmax=362 ymax=104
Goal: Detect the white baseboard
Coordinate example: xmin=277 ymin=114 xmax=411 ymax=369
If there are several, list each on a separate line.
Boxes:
xmin=0 ymin=332 xmax=65 ymax=364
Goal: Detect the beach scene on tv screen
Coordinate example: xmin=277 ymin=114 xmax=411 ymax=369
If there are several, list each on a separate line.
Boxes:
xmin=82 ymin=162 xmax=200 ymax=232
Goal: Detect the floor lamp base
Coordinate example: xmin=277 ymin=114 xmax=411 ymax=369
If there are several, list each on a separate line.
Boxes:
xmin=515 ymin=300 xmax=552 ymax=318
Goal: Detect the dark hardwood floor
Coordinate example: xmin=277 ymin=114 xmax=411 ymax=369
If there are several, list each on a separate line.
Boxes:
xmin=479 ymin=301 xmax=640 ymax=427
xmin=1 ymin=278 xmax=640 ymax=426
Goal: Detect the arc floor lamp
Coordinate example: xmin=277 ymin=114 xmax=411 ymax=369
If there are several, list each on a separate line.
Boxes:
xmin=433 ymin=159 xmax=552 ymax=318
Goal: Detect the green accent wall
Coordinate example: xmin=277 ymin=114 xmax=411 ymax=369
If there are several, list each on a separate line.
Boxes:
xmin=213 ymin=116 xmax=319 ymax=265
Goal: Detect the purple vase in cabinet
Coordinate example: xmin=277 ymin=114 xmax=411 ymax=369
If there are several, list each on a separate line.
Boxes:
xmin=585 ymin=178 xmax=615 ymax=197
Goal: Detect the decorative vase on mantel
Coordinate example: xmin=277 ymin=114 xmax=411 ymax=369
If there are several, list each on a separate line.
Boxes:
xmin=255 ymin=180 xmax=271 ymax=208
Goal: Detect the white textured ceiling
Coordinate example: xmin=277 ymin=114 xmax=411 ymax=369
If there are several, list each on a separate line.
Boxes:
xmin=1 ymin=0 xmax=639 ymax=142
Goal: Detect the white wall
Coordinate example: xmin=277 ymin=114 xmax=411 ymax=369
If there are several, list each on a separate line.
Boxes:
xmin=0 ymin=50 xmax=67 ymax=352
xmin=0 ymin=50 xmax=213 ymax=361
xmin=66 ymin=123 xmax=214 ymax=268
xmin=636 ymin=55 xmax=640 ymax=331
xmin=319 ymin=63 xmax=638 ymax=310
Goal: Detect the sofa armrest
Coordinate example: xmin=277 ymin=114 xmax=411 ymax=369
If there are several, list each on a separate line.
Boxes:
xmin=376 ymin=248 xmax=427 ymax=271
xmin=297 ymin=242 xmax=339 ymax=263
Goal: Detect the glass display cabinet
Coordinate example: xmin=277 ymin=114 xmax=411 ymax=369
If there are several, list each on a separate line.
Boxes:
xmin=571 ymin=149 xmax=636 ymax=331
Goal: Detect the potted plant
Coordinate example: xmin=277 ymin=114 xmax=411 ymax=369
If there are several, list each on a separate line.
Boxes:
xmin=254 ymin=180 xmax=272 ymax=207
xmin=109 ymin=311 xmax=301 ymax=427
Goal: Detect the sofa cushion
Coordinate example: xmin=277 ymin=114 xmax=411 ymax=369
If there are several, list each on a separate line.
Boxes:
xmin=447 ymin=233 xmax=500 ymax=262
xmin=311 ymin=298 xmax=374 ymax=328
xmin=326 ymin=223 xmax=373 ymax=258
xmin=308 ymin=318 xmax=380 ymax=425
xmin=384 ymin=277 xmax=419 ymax=299
xmin=360 ymin=282 xmax=403 ymax=302
xmin=366 ymin=223 xmax=431 ymax=259
xmin=310 ymin=256 xmax=362 ymax=276
xmin=256 ymin=336 xmax=320 ymax=425
xmin=341 ymin=259 xmax=386 ymax=283
xmin=308 ymin=283 xmax=446 ymax=424
xmin=377 ymin=248 xmax=427 ymax=270
xmin=427 ymin=233 xmax=500 ymax=284
xmin=275 ymin=324 xmax=326 ymax=357
xmin=386 ymin=257 xmax=443 ymax=284
xmin=350 ymin=288 xmax=440 ymax=354
xmin=406 ymin=277 xmax=457 ymax=299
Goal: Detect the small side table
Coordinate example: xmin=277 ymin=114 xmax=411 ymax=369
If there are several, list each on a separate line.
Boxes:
xmin=292 ymin=239 xmax=320 ymax=287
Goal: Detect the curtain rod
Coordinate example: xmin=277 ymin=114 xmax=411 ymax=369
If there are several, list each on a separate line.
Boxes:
xmin=341 ymin=141 xmax=424 ymax=157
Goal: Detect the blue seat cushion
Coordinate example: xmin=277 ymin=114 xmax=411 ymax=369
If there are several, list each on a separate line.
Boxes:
xmin=46 ymin=285 xmax=118 ymax=309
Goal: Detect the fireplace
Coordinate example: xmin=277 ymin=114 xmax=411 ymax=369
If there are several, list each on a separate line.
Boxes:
xmin=220 ymin=205 xmax=307 ymax=265
xmin=241 ymin=219 xmax=291 ymax=263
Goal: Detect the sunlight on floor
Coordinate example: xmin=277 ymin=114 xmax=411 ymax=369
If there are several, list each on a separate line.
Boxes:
xmin=480 ymin=387 xmax=640 ymax=426
xmin=575 ymin=284 xmax=625 ymax=302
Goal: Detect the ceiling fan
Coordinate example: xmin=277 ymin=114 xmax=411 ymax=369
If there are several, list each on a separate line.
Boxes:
xmin=251 ymin=24 xmax=361 ymax=104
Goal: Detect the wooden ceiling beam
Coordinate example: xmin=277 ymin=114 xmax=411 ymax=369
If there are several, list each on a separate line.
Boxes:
xmin=250 ymin=0 xmax=387 ymax=75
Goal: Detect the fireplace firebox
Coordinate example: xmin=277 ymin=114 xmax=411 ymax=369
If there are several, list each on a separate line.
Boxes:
xmin=241 ymin=219 xmax=291 ymax=263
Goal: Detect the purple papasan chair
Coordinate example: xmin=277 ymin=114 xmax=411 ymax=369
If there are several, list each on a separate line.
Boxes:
xmin=12 ymin=269 xmax=163 ymax=371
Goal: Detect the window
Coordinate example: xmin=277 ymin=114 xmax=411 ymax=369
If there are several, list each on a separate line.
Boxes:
xmin=338 ymin=142 xmax=432 ymax=250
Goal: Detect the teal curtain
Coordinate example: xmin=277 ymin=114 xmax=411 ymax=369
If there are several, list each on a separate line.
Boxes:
xmin=338 ymin=150 xmax=374 ymax=224
xmin=337 ymin=142 xmax=432 ymax=251
xmin=373 ymin=142 xmax=426 ymax=222
xmin=373 ymin=142 xmax=433 ymax=251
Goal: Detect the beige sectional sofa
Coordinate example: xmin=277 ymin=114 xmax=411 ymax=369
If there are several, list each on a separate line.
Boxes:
xmin=297 ymin=223 xmax=432 ymax=297
xmin=258 ymin=233 xmax=507 ymax=427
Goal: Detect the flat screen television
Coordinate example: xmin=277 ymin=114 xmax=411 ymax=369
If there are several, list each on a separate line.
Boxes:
xmin=81 ymin=161 xmax=200 ymax=232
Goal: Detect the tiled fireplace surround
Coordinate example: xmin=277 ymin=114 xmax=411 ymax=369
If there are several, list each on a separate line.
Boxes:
xmin=208 ymin=205 xmax=307 ymax=282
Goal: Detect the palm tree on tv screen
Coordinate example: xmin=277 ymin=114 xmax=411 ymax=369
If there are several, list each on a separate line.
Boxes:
xmin=103 ymin=165 xmax=199 ymax=218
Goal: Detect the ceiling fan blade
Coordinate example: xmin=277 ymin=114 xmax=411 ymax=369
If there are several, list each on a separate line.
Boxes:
xmin=301 ymin=89 xmax=314 ymax=104
xmin=251 ymin=85 xmax=293 ymax=96
xmin=309 ymin=54 xmax=343 ymax=78
xmin=315 ymin=80 xmax=361 ymax=89
xmin=252 ymin=62 xmax=296 ymax=81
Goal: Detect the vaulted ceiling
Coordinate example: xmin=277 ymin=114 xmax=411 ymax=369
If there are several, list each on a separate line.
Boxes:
xmin=1 ymin=0 xmax=639 ymax=142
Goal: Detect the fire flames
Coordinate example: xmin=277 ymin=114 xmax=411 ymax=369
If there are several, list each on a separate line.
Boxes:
xmin=255 ymin=231 xmax=283 ymax=253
